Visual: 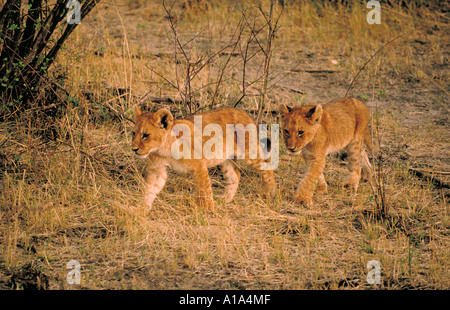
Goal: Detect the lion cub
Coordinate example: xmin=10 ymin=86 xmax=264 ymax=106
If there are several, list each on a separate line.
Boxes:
xmin=131 ymin=106 xmax=276 ymax=211
xmin=280 ymin=97 xmax=372 ymax=206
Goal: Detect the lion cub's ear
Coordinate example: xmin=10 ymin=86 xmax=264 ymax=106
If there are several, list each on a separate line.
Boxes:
xmin=305 ymin=105 xmax=323 ymax=124
xmin=133 ymin=105 xmax=142 ymax=120
xmin=279 ymin=104 xmax=292 ymax=116
xmin=154 ymin=108 xmax=174 ymax=130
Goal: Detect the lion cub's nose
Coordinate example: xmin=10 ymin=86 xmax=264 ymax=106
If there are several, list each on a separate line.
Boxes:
xmin=132 ymin=147 xmax=139 ymax=153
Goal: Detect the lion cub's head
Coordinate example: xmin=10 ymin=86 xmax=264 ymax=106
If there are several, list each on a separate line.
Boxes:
xmin=131 ymin=106 xmax=174 ymax=158
xmin=279 ymin=104 xmax=323 ymax=154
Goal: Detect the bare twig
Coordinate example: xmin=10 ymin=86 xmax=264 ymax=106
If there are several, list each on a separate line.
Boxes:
xmin=256 ymin=1 xmax=282 ymax=125
xmin=344 ymin=33 xmax=406 ymax=98
xmin=209 ymin=18 xmax=245 ymax=108
xmin=163 ymin=0 xmax=193 ymax=113
xmin=233 ymin=7 xmax=270 ymax=109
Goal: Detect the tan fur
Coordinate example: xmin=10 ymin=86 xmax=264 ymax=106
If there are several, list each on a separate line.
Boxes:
xmin=280 ymin=97 xmax=372 ymax=207
xmin=132 ymin=107 xmax=276 ymax=211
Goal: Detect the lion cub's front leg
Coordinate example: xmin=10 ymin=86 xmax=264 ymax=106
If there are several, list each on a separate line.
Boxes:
xmin=316 ymin=173 xmax=328 ymax=194
xmin=221 ymin=160 xmax=241 ymax=203
xmin=294 ymin=153 xmax=326 ymax=207
xmin=144 ymin=162 xmax=168 ymax=209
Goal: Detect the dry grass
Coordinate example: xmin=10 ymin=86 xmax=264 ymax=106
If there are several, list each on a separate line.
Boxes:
xmin=0 ymin=0 xmax=448 ymax=290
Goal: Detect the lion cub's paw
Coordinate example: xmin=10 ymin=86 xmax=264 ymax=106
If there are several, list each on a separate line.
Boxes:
xmin=343 ymin=172 xmax=361 ymax=191
xmin=294 ymin=195 xmax=314 ymax=207
xmin=315 ymin=182 xmax=328 ymax=194
xmin=196 ymin=197 xmax=216 ymax=212
xmin=342 ymin=180 xmax=359 ymax=192
xmin=220 ymin=191 xmax=235 ymax=204
xmin=264 ymin=184 xmax=277 ymax=199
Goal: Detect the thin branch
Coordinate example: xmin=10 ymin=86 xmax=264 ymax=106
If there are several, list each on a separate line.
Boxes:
xmin=145 ymin=64 xmax=178 ymax=91
xmin=209 ymin=18 xmax=245 ymax=108
xmin=256 ymin=1 xmax=282 ymax=125
xmin=345 ymin=33 xmax=406 ymax=98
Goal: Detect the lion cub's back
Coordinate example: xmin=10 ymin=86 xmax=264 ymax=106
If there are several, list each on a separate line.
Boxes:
xmin=187 ymin=108 xmax=256 ymax=128
xmin=324 ymin=97 xmax=370 ymax=124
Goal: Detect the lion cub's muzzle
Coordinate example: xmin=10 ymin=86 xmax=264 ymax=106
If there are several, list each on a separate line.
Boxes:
xmin=132 ymin=146 xmax=148 ymax=158
xmin=286 ymin=146 xmax=302 ymax=155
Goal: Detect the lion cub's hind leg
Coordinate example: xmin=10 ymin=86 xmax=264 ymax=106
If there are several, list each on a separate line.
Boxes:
xmin=343 ymin=139 xmax=363 ymax=192
xmin=221 ymin=160 xmax=241 ymax=203
xmin=192 ymin=164 xmax=215 ymax=211
xmin=243 ymin=158 xmax=277 ymax=199
xmin=360 ymin=148 xmax=373 ymax=182
xmin=260 ymin=167 xmax=277 ymax=199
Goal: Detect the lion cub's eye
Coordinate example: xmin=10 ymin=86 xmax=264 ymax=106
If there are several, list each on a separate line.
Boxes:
xmin=298 ymin=130 xmax=304 ymax=137
xmin=283 ymin=129 xmax=290 ymax=136
xmin=132 ymin=132 xmax=135 ymax=137
xmin=142 ymin=133 xmax=150 ymax=139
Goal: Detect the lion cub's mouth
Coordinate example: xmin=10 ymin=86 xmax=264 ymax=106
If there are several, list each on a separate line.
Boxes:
xmin=134 ymin=147 xmax=159 ymax=159
xmin=287 ymin=148 xmax=302 ymax=155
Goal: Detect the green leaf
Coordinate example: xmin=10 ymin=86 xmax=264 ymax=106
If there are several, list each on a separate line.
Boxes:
xmin=8 ymin=24 xmax=19 ymax=31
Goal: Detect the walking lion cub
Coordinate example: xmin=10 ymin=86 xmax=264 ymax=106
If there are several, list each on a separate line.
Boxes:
xmin=131 ymin=106 xmax=277 ymax=211
xmin=280 ymin=97 xmax=373 ymax=206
